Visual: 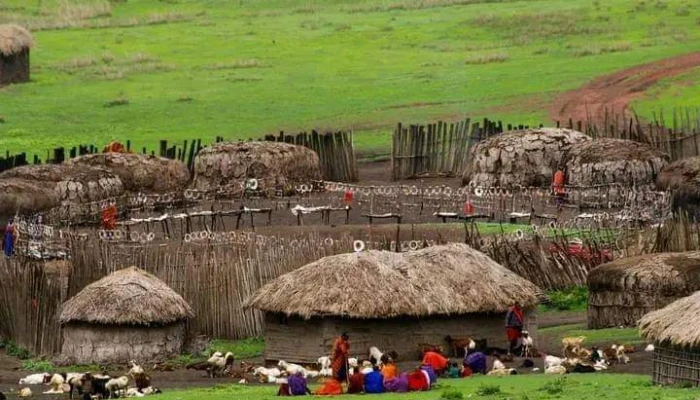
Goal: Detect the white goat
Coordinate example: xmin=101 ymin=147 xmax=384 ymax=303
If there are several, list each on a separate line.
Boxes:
xmin=544 ymin=365 xmax=567 ymax=375
xmin=128 ymin=361 xmax=145 ymax=376
xmin=369 ymin=346 xmax=383 ymax=365
xmin=254 ymin=366 xmax=282 ymax=379
xmin=521 ymin=330 xmax=534 ymax=357
xmin=486 ymin=368 xmax=516 ymax=376
xmin=645 ymin=344 xmax=655 ymax=352
xmin=207 ymin=352 xmax=234 ymax=377
xmin=317 ymin=356 xmax=331 ymax=369
xmin=278 ymin=360 xmax=307 ymax=376
xmin=19 ymin=388 xmax=33 ymax=398
xmin=544 ymin=355 xmax=563 ymax=370
xmin=18 ymin=373 xmax=50 ymax=385
xmin=105 ymin=376 xmax=130 ymax=398
xmin=492 ymin=359 xmax=506 ymax=370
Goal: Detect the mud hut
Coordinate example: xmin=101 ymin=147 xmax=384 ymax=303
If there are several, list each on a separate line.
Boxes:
xmin=588 ymin=252 xmax=700 ymax=329
xmin=246 ymin=243 xmax=541 ymax=363
xmin=656 ymin=157 xmax=700 ymax=217
xmin=639 ymin=291 xmax=700 ymax=386
xmin=0 ymin=24 xmax=33 ymax=85
xmin=0 ymin=178 xmax=60 ymax=221
xmin=67 ymin=153 xmax=190 ymax=193
xmin=462 ymin=128 xmax=590 ymax=187
xmin=192 ymin=142 xmax=322 ymax=193
xmin=59 ymin=267 xmax=194 ymax=364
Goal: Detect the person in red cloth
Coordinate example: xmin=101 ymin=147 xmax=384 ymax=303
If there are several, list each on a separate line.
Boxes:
xmin=421 ymin=350 xmax=448 ymax=375
xmin=330 ymin=333 xmax=350 ymax=384
xmin=101 ymin=204 xmax=118 ymax=230
xmin=347 ymin=367 xmax=365 ymax=394
xmin=505 ymin=301 xmax=524 ymax=355
xmin=552 ymin=169 xmax=566 ymax=206
xmin=407 ymin=367 xmax=429 ymax=392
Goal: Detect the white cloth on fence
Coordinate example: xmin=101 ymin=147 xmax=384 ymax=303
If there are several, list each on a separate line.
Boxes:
xmin=290 ymin=205 xmax=329 ymax=216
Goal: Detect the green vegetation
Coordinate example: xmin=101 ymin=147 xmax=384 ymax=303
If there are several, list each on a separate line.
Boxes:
xmin=539 ymin=323 xmax=643 ymax=347
xmin=633 ymin=68 xmax=700 ymax=120
xmin=541 ymin=286 xmax=588 ymax=312
xmin=0 ymin=339 xmax=31 ymax=359
xmin=21 ymin=359 xmax=53 ymax=371
xmin=1 ymin=0 xmax=699 ymax=158
xmin=153 ymin=375 xmax=698 ymax=400
xmin=208 ymin=337 xmax=265 ymax=359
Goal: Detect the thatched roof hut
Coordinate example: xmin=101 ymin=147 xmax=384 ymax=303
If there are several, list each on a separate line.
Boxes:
xmin=0 ymin=24 xmax=34 ymax=85
xmin=0 ymin=178 xmax=60 ymax=220
xmin=656 ymin=157 xmax=700 ymax=216
xmin=462 ymin=128 xmax=590 ymax=187
xmin=192 ymin=142 xmax=322 ymax=193
xmin=587 ymin=252 xmax=700 ymax=329
xmin=59 ymin=267 xmax=194 ymax=364
xmin=639 ymin=291 xmax=700 ymax=386
xmin=247 ymin=243 xmax=541 ymax=363
xmin=566 ymin=138 xmax=668 ymax=187
xmin=67 ymin=153 xmax=190 ymax=193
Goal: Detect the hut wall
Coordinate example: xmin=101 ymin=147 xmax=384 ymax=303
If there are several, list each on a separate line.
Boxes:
xmin=587 ymin=291 xmax=685 ymax=329
xmin=0 ymin=49 xmax=29 ymax=85
xmin=264 ymin=311 xmax=537 ymax=364
xmin=652 ymin=345 xmax=700 ymax=386
xmin=59 ymin=322 xmax=185 ymax=364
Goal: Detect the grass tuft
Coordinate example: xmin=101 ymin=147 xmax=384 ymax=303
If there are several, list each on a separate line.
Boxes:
xmin=441 ymin=389 xmax=464 ymax=400
xmin=476 ymin=383 xmax=501 ymax=396
xmin=104 ymin=97 xmax=129 ymax=108
xmin=464 ymin=52 xmax=509 ymax=65
xmin=540 ymin=377 xmax=567 ymax=395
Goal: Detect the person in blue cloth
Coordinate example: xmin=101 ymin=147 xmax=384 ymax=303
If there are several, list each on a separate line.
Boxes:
xmin=364 ymin=366 xmax=385 ymax=394
xmin=3 ymin=220 xmax=15 ymax=257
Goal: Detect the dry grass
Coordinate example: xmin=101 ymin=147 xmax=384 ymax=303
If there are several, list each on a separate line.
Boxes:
xmin=0 ymin=8 xmax=191 ymax=31
xmin=343 ymin=0 xmax=504 ymax=14
xmin=640 ymin=290 xmax=700 ymax=347
xmin=464 ymin=52 xmax=509 ymax=65
xmin=572 ymin=42 xmax=632 ymax=57
xmin=49 ymin=52 xmax=175 ymax=80
xmin=0 ymin=24 xmax=33 ymax=56
xmin=201 ymin=59 xmax=264 ymax=70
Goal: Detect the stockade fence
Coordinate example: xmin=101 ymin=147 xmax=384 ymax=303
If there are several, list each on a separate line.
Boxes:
xmin=0 ymin=131 xmax=358 ymax=182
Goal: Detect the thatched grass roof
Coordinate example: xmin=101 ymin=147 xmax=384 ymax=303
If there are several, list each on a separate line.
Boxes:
xmin=0 ymin=178 xmax=60 ymax=217
xmin=588 ymin=252 xmax=700 ymax=295
xmin=67 ymin=153 xmax=190 ymax=193
xmin=640 ymin=291 xmax=700 ymax=347
xmin=60 ymin=267 xmax=194 ymax=326
xmin=657 ymin=156 xmax=700 ymax=197
xmin=0 ymin=24 xmax=33 ymax=56
xmin=565 ymin=138 xmax=668 ymax=187
xmin=246 ymin=243 xmax=540 ymax=319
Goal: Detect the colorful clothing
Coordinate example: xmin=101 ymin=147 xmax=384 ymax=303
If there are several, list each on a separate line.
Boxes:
xmin=448 ymin=366 xmax=461 ymax=379
xmin=288 ymin=374 xmax=310 ymax=396
xmin=3 ymin=224 xmax=15 ymax=257
xmin=277 ymin=383 xmax=291 ymax=396
xmin=364 ymin=371 xmax=384 ymax=394
xmin=505 ymin=306 xmax=524 ymax=353
xmin=315 ymin=379 xmax=343 ymax=396
xmin=407 ymin=370 xmax=429 ymax=392
xmin=384 ymin=373 xmax=409 ymax=393
xmin=464 ymin=352 xmax=487 ymax=375
xmin=381 ymin=363 xmax=398 ymax=380
xmin=420 ymin=365 xmax=437 ymax=386
xmin=422 ymin=351 xmax=448 ymax=373
xmin=347 ymin=372 xmax=364 ymax=394
xmin=461 ymin=366 xmax=473 ymax=377
xmin=331 ymin=337 xmax=349 ymax=382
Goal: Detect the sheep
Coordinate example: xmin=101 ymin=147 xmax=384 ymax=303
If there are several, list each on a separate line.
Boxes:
xmin=521 ymin=331 xmax=534 ymax=358
xmin=593 ymin=359 xmax=609 ymax=371
xmin=492 ymin=359 xmax=506 ymax=370
xmin=105 ymin=376 xmax=130 ymax=398
xmin=562 ymin=336 xmax=586 ymax=358
xmin=141 ymin=387 xmax=161 ymax=395
xmin=47 ymin=373 xmax=67 ymax=393
xmin=65 ymin=373 xmax=85 ymax=399
xmin=544 ymin=365 xmax=567 ymax=375
xmin=128 ymin=361 xmax=145 ymax=376
xmin=317 ymin=356 xmax=331 ymax=370
xmin=254 ymin=366 xmax=282 ymax=383
xmin=616 ymin=345 xmax=630 ymax=364
xmin=19 ymin=373 xmax=51 ymax=385
xmin=78 ymin=373 xmax=110 ymax=400
xmin=486 ymin=368 xmax=517 ymax=376
xmin=544 ymin=354 xmax=563 ymax=370
xmin=207 ymin=352 xmax=235 ymax=378
xmin=645 ymin=344 xmax=655 ymax=352
xmin=445 ymin=335 xmax=476 ymax=358
xmin=368 ymin=346 xmax=383 ymax=366
xmin=19 ymin=388 xmax=33 ymax=398
xmin=278 ymin=360 xmax=307 ymax=376
xmin=126 ymin=388 xmax=145 ymax=398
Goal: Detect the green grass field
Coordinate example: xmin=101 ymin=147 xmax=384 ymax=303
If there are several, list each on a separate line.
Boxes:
xmin=157 ymin=375 xmax=697 ymax=400
xmin=1 ymin=0 xmax=699 ymax=158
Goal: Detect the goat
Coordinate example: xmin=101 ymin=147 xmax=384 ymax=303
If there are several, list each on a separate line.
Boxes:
xmin=562 ymin=336 xmax=586 ymax=358
xmin=544 ymin=365 xmax=567 ymax=375
xmin=445 ymin=335 xmax=476 ymax=358
xmin=19 ymin=373 xmax=51 ymax=385
xmin=278 ymin=360 xmax=307 ymax=376
xmin=78 ymin=373 xmax=110 ymax=400
xmin=141 ymin=387 xmax=161 ymax=395
xmin=46 ymin=373 xmax=67 ymax=393
xmin=128 ymin=361 xmax=145 ymax=376
xmin=65 ymin=373 xmax=85 ymax=399
xmin=486 ymin=368 xmax=517 ymax=376
xmin=521 ymin=331 xmax=534 ymax=358
xmin=106 ymin=376 xmax=130 ymax=398
xmin=19 ymin=388 xmax=32 ymax=398
xmin=571 ymin=363 xmax=596 ymax=373
xmin=645 ymin=344 xmax=655 ymax=352
xmin=207 ymin=352 xmax=234 ymax=378
xmin=492 ymin=359 xmax=506 ymax=370
xmin=543 ymin=354 xmax=563 ymax=370
xmin=616 ymin=345 xmax=630 ymax=364
xmin=133 ymin=374 xmax=151 ymax=392
xmin=368 ymin=346 xmax=383 ymax=366
xmin=253 ymin=366 xmax=282 ymax=383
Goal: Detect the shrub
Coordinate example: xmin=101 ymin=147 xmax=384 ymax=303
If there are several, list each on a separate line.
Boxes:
xmin=540 ymin=377 xmax=567 ymax=395
xmin=476 ymin=383 xmax=501 ymax=396
xmin=22 ymin=359 xmax=53 ymax=371
xmin=1 ymin=339 xmax=32 ymax=360
xmin=542 ymin=286 xmax=588 ymax=311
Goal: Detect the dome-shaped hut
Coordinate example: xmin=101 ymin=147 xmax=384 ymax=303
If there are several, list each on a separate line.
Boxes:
xmin=0 ymin=178 xmax=60 ymax=221
xmin=639 ymin=291 xmax=700 ymax=386
xmin=656 ymin=156 xmax=700 ymax=217
xmin=67 ymin=153 xmax=190 ymax=193
xmin=587 ymin=252 xmax=700 ymax=329
xmin=192 ymin=142 xmax=322 ymax=193
xmin=0 ymin=24 xmax=34 ymax=85
xmin=246 ymin=243 xmax=541 ymax=363
xmin=59 ymin=267 xmax=194 ymax=364
xmin=462 ymin=128 xmax=590 ymax=187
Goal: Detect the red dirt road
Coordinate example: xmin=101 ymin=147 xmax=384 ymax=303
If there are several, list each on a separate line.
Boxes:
xmin=550 ymin=52 xmax=700 ymax=125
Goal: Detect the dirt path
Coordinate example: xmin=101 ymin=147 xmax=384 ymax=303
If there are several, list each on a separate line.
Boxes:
xmin=550 ymin=52 xmax=700 ymax=125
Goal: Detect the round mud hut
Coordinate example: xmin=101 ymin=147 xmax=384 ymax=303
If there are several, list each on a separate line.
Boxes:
xmin=639 ymin=291 xmax=700 ymax=386
xmin=588 ymin=251 xmax=700 ymax=329
xmin=565 ymin=138 xmax=668 ymax=206
xmin=67 ymin=153 xmax=190 ymax=193
xmin=0 ymin=24 xmax=33 ymax=85
xmin=656 ymin=157 xmax=700 ymax=217
xmin=462 ymin=128 xmax=590 ymax=187
xmin=246 ymin=243 xmax=541 ymax=363
xmin=59 ymin=267 xmax=194 ymax=364
xmin=0 ymin=178 xmax=60 ymax=222
xmin=192 ymin=142 xmax=322 ymax=193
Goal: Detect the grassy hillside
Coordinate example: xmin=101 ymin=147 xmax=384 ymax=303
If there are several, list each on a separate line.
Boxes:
xmin=1 ymin=0 xmax=699 ymax=157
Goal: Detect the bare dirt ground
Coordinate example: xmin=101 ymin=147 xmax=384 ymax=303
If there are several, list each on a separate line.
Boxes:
xmin=550 ymin=52 xmax=700 ymax=125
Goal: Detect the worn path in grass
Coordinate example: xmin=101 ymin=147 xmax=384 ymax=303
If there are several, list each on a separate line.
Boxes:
xmin=550 ymin=52 xmax=700 ymax=125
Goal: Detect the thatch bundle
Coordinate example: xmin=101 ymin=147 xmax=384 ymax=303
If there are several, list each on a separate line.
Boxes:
xmin=640 ymin=291 xmax=700 ymax=348
xmin=67 ymin=153 xmax=190 ymax=193
xmin=566 ymin=138 xmax=668 ymax=186
xmin=0 ymin=164 xmax=124 ymax=204
xmin=192 ymin=142 xmax=322 ymax=192
xmin=0 ymin=178 xmax=60 ymax=218
xmin=0 ymin=24 xmax=33 ymax=56
xmin=60 ymin=266 xmax=194 ymax=326
xmin=588 ymin=252 xmax=700 ymax=329
xmin=246 ymin=243 xmax=540 ymax=320
xmin=462 ymin=128 xmax=590 ymax=187
xmin=656 ymin=157 xmax=700 ymax=215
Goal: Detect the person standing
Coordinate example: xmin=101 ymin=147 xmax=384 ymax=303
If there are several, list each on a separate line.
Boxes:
xmin=505 ymin=301 xmax=524 ymax=355
xmin=3 ymin=220 xmax=16 ymax=257
xmin=331 ymin=332 xmax=350 ymax=383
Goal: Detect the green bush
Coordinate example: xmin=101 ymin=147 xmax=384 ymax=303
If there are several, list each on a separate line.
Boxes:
xmin=476 ymin=383 xmax=501 ymax=396
xmin=1 ymin=340 xmax=32 ymax=360
xmin=22 ymin=360 xmax=53 ymax=371
xmin=540 ymin=377 xmax=567 ymax=395
xmin=542 ymin=286 xmax=588 ymax=311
